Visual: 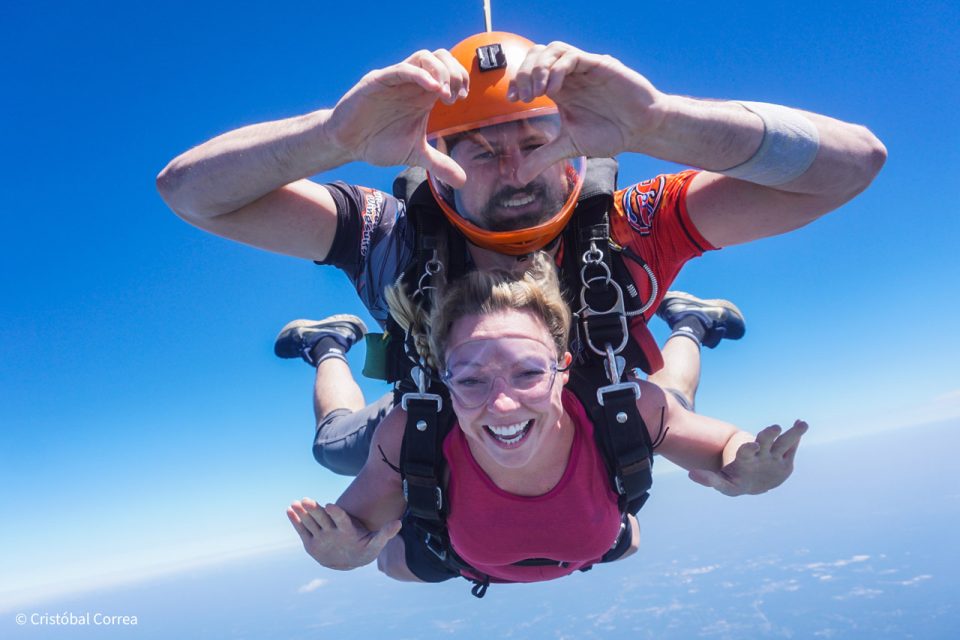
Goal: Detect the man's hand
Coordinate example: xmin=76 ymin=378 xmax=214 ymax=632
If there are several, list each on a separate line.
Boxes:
xmin=689 ymin=420 xmax=809 ymax=496
xmin=287 ymin=498 xmax=401 ymax=570
xmin=508 ymin=42 xmax=665 ymax=183
xmin=326 ymin=50 xmax=470 ymax=187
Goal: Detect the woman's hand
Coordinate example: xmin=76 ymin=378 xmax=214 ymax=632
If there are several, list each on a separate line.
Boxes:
xmin=689 ymin=420 xmax=808 ymax=496
xmin=287 ymin=498 xmax=402 ymax=570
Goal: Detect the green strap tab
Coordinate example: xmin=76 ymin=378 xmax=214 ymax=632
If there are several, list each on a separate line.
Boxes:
xmin=361 ymin=332 xmax=391 ymax=380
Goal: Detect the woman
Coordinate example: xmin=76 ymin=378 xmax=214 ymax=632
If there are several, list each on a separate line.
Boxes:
xmin=287 ymin=254 xmax=806 ymax=586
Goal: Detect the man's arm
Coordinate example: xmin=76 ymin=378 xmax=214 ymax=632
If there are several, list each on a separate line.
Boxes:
xmin=650 ymin=99 xmax=887 ymax=248
xmin=156 ymin=110 xmax=346 ymax=261
xmin=511 ymin=42 xmax=887 ymax=248
xmin=156 ymin=50 xmax=470 ymax=261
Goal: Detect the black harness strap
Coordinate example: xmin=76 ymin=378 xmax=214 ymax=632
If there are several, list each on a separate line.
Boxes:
xmin=597 ymin=384 xmax=653 ymax=513
xmin=399 ymin=393 xmax=447 ymax=521
xmin=566 ymin=370 xmax=654 ymax=515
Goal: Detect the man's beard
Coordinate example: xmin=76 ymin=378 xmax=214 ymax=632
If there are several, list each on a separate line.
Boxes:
xmin=474 ymin=178 xmax=569 ymax=232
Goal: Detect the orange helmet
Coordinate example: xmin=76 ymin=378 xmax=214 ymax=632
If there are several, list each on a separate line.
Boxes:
xmin=425 ymin=32 xmax=586 ymax=255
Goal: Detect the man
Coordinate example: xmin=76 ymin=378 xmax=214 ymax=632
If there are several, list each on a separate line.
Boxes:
xmin=157 ymin=32 xmax=885 ymax=475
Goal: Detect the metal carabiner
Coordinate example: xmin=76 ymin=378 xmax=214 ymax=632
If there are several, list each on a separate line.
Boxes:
xmin=579 ymin=276 xmax=631 ymax=356
xmin=582 ymin=242 xmax=605 ymax=265
xmin=409 ymin=360 xmax=430 ymax=394
xmin=580 ymin=262 xmax=613 ymax=290
xmin=604 ymin=343 xmax=620 ymax=384
xmin=415 ymin=250 xmax=443 ymax=298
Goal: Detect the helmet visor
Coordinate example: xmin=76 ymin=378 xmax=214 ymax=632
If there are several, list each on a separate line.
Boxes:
xmin=428 ymin=114 xmax=586 ymax=233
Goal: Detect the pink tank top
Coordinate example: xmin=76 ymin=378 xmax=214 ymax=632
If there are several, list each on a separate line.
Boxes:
xmin=442 ymin=390 xmax=622 ymax=583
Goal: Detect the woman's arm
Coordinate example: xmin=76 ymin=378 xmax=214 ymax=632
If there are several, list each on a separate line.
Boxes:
xmin=637 ymin=381 xmax=808 ymax=495
xmin=287 ymin=407 xmax=409 ymax=570
xmin=336 ymin=406 xmax=408 ymax=525
xmin=377 ymin=534 xmax=426 ymax=582
xmin=687 ymin=421 xmax=808 ymax=496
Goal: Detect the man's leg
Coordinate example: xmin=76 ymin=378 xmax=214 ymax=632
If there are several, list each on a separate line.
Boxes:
xmin=311 ymin=352 xmax=365 ymax=421
xmin=649 ymin=292 xmax=746 ymax=411
xmin=275 ymin=315 xmax=390 ymax=476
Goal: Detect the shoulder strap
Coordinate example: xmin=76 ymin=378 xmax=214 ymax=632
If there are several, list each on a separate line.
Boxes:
xmin=393 ymin=166 xmax=468 ymax=279
xmin=561 ymin=158 xmax=656 ymax=513
xmin=397 ymin=380 xmax=498 ymax=598
xmin=566 ymin=367 xmax=654 ymax=514
xmin=399 ymin=383 xmax=450 ymax=522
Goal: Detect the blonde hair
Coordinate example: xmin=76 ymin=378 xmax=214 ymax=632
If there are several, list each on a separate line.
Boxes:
xmin=386 ymin=252 xmax=570 ymax=372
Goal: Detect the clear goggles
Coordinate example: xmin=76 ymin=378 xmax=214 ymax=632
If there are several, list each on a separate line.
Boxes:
xmin=440 ymin=337 xmax=567 ymax=410
xmin=428 ymin=114 xmax=586 ymax=232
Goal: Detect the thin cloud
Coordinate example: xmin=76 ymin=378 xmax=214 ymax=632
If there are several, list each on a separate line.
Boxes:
xmin=934 ymin=389 xmax=960 ymax=403
xmin=680 ymin=564 xmax=721 ymax=576
xmin=833 ymin=586 xmax=883 ymax=600
xmin=802 ymin=554 xmax=870 ymax=570
xmin=297 ymin=578 xmax=329 ymax=593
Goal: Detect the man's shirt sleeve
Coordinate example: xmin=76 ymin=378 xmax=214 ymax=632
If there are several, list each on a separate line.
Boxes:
xmin=611 ymin=170 xmax=718 ymax=314
xmin=316 ymin=182 xmax=415 ymax=327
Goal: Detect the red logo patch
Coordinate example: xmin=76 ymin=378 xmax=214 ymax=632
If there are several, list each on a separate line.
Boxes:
xmin=621 ymin=176 xmax=665 ymax=236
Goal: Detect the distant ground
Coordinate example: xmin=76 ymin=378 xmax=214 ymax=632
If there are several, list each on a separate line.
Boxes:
xmin=6 ymin=418 xmax=958 ymax=639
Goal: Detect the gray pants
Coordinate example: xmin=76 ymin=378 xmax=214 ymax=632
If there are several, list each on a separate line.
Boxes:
xmin=313 ymin=392 xmax=395 ymax=476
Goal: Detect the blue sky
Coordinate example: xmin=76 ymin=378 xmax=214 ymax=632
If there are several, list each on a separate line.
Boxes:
xmin=2 ymin=0 xmax=958 ymax=617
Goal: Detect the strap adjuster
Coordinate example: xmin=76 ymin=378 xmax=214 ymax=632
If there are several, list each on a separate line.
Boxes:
xmin=597 ymin=382 xmax=641 ymax=406
xmin=424 ymin=532 xmax=448 ymax=562
xmin=402 ymin=478 xmax=444 ymax=512
xmin=401 ymin=392 xmax=443 ymax=412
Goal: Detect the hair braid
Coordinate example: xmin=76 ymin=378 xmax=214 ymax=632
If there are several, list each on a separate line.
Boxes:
xmin=384 ymin=278 xmax=441 ymax=373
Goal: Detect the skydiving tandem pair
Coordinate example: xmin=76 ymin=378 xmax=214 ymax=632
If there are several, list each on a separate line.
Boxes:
xmin=157 ymin=27 xmax=884 ymax=592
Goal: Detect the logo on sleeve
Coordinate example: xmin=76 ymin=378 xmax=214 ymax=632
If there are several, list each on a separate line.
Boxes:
xmin=358 ymin=188 xmax=384 ymax=259
xmin=620 ymin=176 xmax=665 ymax=236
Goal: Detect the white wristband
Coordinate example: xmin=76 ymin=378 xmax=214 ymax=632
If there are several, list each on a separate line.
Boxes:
xmin=719 ymin=101 xmax=820 ymax=186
